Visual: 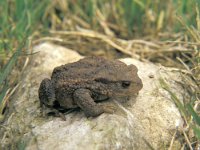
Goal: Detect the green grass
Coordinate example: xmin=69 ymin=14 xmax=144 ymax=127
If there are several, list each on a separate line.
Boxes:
xmin=58 ymin=0 xmax=199 ymax=37
xmin=160 ymin=78 xmax=200 ymax=149
xmin=0 ymin=0 xmax=199 ymax=149
xmin=0 ymin=0 xmax=50 ymax=117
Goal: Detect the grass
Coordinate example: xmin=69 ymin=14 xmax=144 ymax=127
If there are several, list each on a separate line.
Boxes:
xmin=0 ymin=0 xmax=199 ymax=149
xmin=160 ymin=78 xmax=200 ymax=149
xmin=0 ymin=0 xmax=50 ymax=119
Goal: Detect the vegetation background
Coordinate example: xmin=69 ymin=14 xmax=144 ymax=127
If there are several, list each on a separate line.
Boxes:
xmin=0 ymin=0 xmax=199 ymax=149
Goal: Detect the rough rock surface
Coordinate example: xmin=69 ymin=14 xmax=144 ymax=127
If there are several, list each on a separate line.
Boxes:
xmin=0 ymin=43 xmax=185 ymax=150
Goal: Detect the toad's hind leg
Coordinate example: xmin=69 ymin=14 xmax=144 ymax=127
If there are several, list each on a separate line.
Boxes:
xmin=73 ymin=88 xmax=115 ymax=117
xmin=38 ymin=78 xmax=56 ymax=107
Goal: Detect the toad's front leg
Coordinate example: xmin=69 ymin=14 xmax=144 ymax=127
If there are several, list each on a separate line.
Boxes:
xmin=73 ymin=88 xmax=115 ymax=117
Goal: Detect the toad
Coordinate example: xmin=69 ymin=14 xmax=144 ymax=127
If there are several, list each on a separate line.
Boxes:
xmin=38 ymin=56 xmax=143 ymax=117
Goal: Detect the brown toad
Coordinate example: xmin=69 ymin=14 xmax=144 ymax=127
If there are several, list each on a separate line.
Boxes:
xmin=38 ymin=56 xmax=143 ymax=117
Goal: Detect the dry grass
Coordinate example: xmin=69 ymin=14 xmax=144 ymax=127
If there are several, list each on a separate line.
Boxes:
xmin=0 ymin=0 xmax=200 ymax=149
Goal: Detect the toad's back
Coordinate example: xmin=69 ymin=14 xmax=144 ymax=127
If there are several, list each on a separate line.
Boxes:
xmin=51 ymin=56 xmax=130 ymax=82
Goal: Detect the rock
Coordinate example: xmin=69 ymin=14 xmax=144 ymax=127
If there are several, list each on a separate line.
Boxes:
xmin=0 ymin=42 xmax=185 ymax=150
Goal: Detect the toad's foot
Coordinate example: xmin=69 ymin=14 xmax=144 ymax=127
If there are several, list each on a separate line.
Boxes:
xmin=40 ymin=105 xmax=66 ymax=121
xmin=48 ymin=110 xmax=66 ymax=121
xmin=100 ymin=104 xmax=116 ymax=114
xmin=74 ymin=88 xmax=118 ymax=117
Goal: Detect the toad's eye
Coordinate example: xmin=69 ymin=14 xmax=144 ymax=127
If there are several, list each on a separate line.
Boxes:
xmin=122 ymin=81 xmax=131 ymax=88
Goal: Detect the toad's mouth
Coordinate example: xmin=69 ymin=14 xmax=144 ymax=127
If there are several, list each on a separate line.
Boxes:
xmin=112 ymin=91 xmax=138 ymax=98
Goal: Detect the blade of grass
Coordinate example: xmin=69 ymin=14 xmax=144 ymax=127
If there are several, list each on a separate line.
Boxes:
xmin=0 ymin=42 xmax=25 ymax=85
xmin=192 ymin=125 xmax=200 ymax=140
xmin=122 ymin=0 xmax=144 ymax=33
xmin=196 ymin=4 xmax=200 ymax=30
xmin=159 ymin=78 xmax=188 ymax=121
xmin=186 ymin=103 xmax=200 ymax=126
xmin=182 ymin=129 xmax=193 ymax=150
xmin=142 ymin=138 xmax=155 ymax=150
xmin=0 ymin=84 xmax=9 ymax=114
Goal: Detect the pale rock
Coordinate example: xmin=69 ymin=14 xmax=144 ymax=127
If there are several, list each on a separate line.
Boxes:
xmin=0 ymin=43 xmax=185 ymax=150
